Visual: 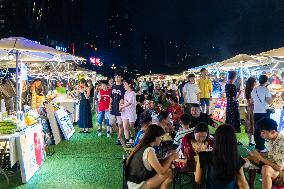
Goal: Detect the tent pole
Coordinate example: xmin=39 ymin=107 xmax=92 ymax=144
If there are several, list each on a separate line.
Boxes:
xmin=241 ymin=61 xmax=244 ymax=89
xmin=15 ymin=50 xmax=20 ymax=112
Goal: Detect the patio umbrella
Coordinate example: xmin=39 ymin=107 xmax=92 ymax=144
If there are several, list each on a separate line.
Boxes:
xmin=219 ymin=54 xmax=260 ymax=88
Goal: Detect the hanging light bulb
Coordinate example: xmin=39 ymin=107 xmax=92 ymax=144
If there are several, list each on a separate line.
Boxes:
xmin=8 ymin=53 xmax=15 ymax=61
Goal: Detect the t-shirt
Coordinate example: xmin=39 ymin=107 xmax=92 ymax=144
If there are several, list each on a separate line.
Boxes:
xmin=251 ymin=86 xmax=272 ymax=113
xmin=173 ymin=128 xmax=194 ymax=146
xmin=183 ymin=83 xmax=200 ymax=103
xmin=55 ymin=87 xmax=66 ymax=94
xmin=199 ymin=151 xmax=246 ymax=189
xmin=190 ymin=113 xmax=215 ymax=128
xmin=171 ymin=84 xmax=178 ymax=91
xmin=98 ymin=89 xmax=111 ymax=112
xmin=268 ymin=133 xmax=284 ymax=168
xmin=133 ymin=129 xmax=144 ymax=147
xmin=121 ymin=91 xmax=137 ymax=117
xmin=110 ymin=84 xmax=125 ymax=116
xmin=141 ymin=82 xmax=148 ymax=91
xmin=198 ymin=77 xmax=212 ymax=99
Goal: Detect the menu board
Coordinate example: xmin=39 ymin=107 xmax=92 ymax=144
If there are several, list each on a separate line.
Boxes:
xmin=17 ymin=124 xmax=45 ymax=183
xmin=55 ymin=108 xmax=75 ymax=140
xmin=211 ymin=98 xmax=227 ymax=123
xmin=270 ymin=109 xmax=284 ymax=134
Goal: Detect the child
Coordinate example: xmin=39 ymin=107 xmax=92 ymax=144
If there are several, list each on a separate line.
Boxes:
xmin=173 ymin=114 xmax=193 ymax=148
xmin=97 ymin=80 xmax=111 ymax=137
xmin=132 ymin=114 xmax=152 ymax=147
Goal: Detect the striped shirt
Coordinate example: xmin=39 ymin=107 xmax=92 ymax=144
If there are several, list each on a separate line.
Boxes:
xmin=174 ymin=128 xmax=194 ymax=146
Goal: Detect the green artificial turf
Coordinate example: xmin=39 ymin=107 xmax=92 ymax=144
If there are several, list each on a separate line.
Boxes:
xmin=0 ymin=116 xmax=262 ymax=189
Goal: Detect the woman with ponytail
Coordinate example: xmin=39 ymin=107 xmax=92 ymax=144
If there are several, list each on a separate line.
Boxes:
xmin=126 ymin=124 xmax=179 ymax=189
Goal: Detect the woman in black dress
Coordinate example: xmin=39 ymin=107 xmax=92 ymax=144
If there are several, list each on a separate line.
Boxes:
xmin=78 ymin=79 xmax=93 ymax=133
xmin=225 ymin=71 xmax=242 ymax=144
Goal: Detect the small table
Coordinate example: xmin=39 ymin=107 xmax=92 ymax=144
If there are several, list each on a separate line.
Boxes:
xmin=0 ymin=132 xmax=19 ymax=185
xmin=172 ymin=160 xmax=195 ymax=189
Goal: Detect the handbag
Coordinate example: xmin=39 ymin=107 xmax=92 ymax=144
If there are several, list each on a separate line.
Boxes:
xmin=255 ymin=89 xmax=275 ymax=114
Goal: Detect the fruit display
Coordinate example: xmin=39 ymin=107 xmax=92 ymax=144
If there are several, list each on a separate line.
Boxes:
xmin=0 ymin=120 xmax=17 ymax=134
xmin=24 ymin=110 xmax=39 ymax=126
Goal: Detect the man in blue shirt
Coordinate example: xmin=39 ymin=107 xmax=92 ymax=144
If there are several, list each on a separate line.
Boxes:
xmin=132 ymin=114 xmax=152 ymax=147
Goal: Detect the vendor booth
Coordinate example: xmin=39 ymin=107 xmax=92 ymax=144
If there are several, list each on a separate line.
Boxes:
xmin=0 ymin=37 xmax=84 ymax=183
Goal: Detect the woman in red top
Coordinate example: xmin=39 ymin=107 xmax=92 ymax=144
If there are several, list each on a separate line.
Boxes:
xmin=97 ymin=80 xmax=111 ymax=137
xmin=167 ymin=97 xmax=184 ymax=124
xmin=181 ymin=122 xmax=214 ymax=170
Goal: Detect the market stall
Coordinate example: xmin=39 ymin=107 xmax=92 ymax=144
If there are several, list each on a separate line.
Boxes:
xmin=0 ymin=37 xmax=81 ymax=183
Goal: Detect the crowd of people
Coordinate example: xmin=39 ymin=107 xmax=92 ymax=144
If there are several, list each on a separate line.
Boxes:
xmin=75 ymin=68 xmax=284 ymax=189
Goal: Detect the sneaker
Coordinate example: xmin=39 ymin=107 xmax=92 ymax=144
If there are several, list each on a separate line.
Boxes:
xmin=116 ymin=139 xmax=121 ymax=145
xmin=259 ymin=149 xmax=268 ymax=153
xmin=98 ymin=132 xmax=102 ymax=137
xmin=107 ymin=133 xmax=111 ymax=138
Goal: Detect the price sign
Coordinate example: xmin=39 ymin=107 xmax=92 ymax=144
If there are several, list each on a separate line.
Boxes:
xmin=55 ymin=108 xmax=75 ymax=140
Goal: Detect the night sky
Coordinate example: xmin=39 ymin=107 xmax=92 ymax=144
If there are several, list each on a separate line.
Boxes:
xmin=86 ymin=0 xmax=284 ymax=63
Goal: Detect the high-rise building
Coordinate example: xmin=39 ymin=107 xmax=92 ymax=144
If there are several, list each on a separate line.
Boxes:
xmin=107 ymin=0 xmax=134 ymax=68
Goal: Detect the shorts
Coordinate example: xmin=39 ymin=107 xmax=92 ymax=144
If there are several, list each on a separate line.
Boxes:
xmin=121 ymin=113 xmax=137 ymax=123
xmin=273 ymin=170 xmax=284 ymax=186
xmin=109 ymin=114 xmax=123 ymax=126
xmin=97 ymin=110 xmax=110 ymax=126
xmin=200 ymin=98 xmax=210 ymax=106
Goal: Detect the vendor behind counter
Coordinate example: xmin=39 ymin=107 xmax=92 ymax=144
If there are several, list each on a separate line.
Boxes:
xmin=55 ymin=81 xmax=67 ymax=94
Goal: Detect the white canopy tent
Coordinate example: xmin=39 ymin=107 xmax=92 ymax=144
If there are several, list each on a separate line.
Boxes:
xmin=0 ymin=37 xmax=82 ymax=112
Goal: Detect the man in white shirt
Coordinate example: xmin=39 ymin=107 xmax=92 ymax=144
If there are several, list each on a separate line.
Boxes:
xmin=183 ymin=74 xmax=200 ymax=114
xmin=251 ymin=75 xmax=273 ymax=152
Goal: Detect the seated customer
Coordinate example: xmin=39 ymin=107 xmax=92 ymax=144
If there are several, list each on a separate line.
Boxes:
xmin=248 ymin=118 xmax=284 ymax=188
xmin=181 ymin=123 xmax=214 ymax=164
xmin=126 ymin=124 xmax=179 ymax=189
xmin=167 ymin=97 xmax=184 ymax=124
xmin=190 ymin=103 xmax=218 ymax=128
xmin=173 ymin=114 xmax=194 ymax=148
xmin=195 ymin=125 xmax=249 ymax=189
xmin=158 ymin=111 xmax=174 ymax=133
xmin=132 ymin=114 xmax=152 ymax=147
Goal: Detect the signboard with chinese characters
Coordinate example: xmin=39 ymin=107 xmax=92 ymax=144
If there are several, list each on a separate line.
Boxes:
xmin=211 ymin=98 xmax=227 ymax=123
xmin=90 ymin=57 xmax=103 ymax=66
xmin=270 ymin=109 xmax=284 ymax=134
xmin=55 ymin=108 xmax=75 ymax=140
xmin=17 ymin=124 xmax=45 ymax=183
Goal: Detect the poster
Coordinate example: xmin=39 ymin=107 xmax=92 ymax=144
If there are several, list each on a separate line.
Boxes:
xmin=55 ymin=108 xmax=75 ymax=140
xmin=17 ymin=124 xmax=45 ymax=183
xmin=211 ymin=98 xmax=227 ymax=123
